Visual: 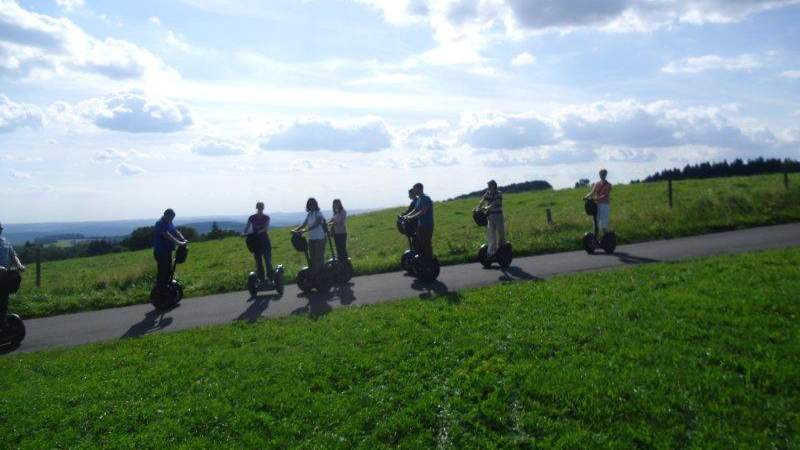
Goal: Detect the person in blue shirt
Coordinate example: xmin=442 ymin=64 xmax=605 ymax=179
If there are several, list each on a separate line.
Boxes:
xmin=402 ymin=183 xmax=434 ymax=262
xmin=0 ymin=222 xmax=25 ymax=331
xmin=152 ymin=209 xmax=188 ymax=288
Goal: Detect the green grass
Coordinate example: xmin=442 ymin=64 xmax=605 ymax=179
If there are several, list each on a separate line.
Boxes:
xmin=11 ymin=173 xmax=800 ymax=318
xmin=1 ymin=248 xmax=798 ymax=448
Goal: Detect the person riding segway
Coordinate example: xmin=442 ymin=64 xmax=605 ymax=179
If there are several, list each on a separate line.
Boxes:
xmin=150 ymin=209 xmax=189 ymax=310
xmin=326 ymin=199 xmax=353 ymax=284
xmin=473 ymin=180 xmax=512 ymax=268
xmin=398 ymin=189 xmax=419 ymax=273
xmin=583 ymin=169 xmax=617 ymax=254
xmin=291 ymin=198 xmax=332 ymax=293
xmin=401 ymin=183 xmax=440 ymax=281
xmin=244 ymin=202 xmax=284 ymax=297
xmin=0 ymin=222 xmax=26 ymax=350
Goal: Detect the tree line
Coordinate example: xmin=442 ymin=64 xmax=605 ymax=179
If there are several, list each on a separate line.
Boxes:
xmin=631 ymin=157 xmax=800 ymax=183
xmin=18 ymin=222 xmax=240 ymax=263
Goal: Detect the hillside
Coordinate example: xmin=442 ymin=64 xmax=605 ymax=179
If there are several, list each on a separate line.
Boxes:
xmin=2 ymin=248 xmax=798 ymax=448
xmin=9 ymin=173 xmax=800 ymax=318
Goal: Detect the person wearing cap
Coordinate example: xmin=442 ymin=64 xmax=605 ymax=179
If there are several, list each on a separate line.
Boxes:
xmin=152 ymin=209 xmax=188 ymax=288
xmin=0 ymin=222 xmax=25 ymax=331
xmin=244 ymin=201 xmax=273 ymax=282
xmin=585 ymin=169 xmax=613 ymax=236
xmin=474 ymin=180 xmax=505 ymax=257
xmin=402 ymin=183 xmax=434 ymax=262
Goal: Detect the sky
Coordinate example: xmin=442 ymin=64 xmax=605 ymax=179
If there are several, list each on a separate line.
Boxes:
xmin=1 ymin=0 xmax=799 ymax=223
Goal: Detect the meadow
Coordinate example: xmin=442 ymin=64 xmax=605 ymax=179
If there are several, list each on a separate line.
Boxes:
xmin=10 ymin=173 xmax=800 ymax=318
xmin=1 ymin=248 xmax=798 ymax=448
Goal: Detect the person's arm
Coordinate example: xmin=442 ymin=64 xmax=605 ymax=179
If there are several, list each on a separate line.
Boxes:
xmin=174 ymin=229 xmax=187 ymax=244
xmin=11 ymin=249 xmax=24 ymax=271
xmin=243 ymin=220 xmax=252 ymax=235
xmin=475 ymin=195 xmax=487 ymax=211
xmin=292 ymin=216 xmax=310 ymax=233
xmin=163 ymin=231 xmax=185 ymax=246
xmin=584 ymin=183 xmax=597 ymax=200
xmin=406 ymin=203 xmax=429 ymax=221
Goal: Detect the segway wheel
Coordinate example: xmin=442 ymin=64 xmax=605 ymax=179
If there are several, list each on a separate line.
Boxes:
xmin=401 ymin=250 xmax=415 ymax=273
xmin=601 ymin=232 xmax=617 ymax=254
xmin=172 ymin=281 xmax=184 ymax=302
xmin=274 ymin=270 xmax=284 ymax=296
xmin=297 ymin=268 xmax=312 ymax=293
xmin=582 ymin=233 xmax=597 ymax=255
xmin=477 ymin=245 xmax=492 ymax=268
xmin=340 ymin=259 xmax=354 ymax=283
xmin=247 ymin=272 xmax=259 ymax=297
xmin=414 ymin=256 xmax=440 ymax=282
xmin=3 ymin=314 xmax=25 ymax=347
xmin=497 ymin=243 xmax=513 ymax=269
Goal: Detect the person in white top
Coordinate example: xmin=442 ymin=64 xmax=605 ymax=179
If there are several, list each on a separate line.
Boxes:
xmin=328 ymin=199 xmax=348 ymax=260
xmin=292 ymin=198 xmax=327 ymax=273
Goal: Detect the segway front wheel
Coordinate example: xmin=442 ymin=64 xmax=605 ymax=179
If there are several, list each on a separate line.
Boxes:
xmin=414 ymin=256 xmax=440 ymax=282
xmin=497 ymin=243 xmax=513 ymax=269
xmin=297 ymin=268 xmax=312 ymax=294
xmin=2 ymin=314 xmax=25 ymax=348
xmin=600 ymin=232 xmax=617 ymax=254
xmin=477 ymin=245 xmax=492 ymax=268
xmin=247 ymin=272 xmax=259 ymax=297
xmin=582 ymin=233 xmax=597 ymax=255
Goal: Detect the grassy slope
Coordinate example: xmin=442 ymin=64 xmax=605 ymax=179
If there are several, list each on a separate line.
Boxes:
xmin=12 ymin=173 xmax=800 ymax=318
xmin=1 ymin=248 xmax=798 ymax=448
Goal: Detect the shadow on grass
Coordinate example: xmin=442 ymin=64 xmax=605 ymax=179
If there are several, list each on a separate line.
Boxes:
xmin=122 ymin=308 xmax=174 ymax=338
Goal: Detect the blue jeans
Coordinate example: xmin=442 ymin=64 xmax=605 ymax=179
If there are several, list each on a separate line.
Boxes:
xmin=254 ymin=238 xmax=273 ymax=281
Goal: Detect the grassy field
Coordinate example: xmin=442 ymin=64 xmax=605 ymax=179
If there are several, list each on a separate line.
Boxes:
xmin=10 ymin=173 xmax=800 ymax=318
xmin=1 ymin=248 xmax=798 ymax=448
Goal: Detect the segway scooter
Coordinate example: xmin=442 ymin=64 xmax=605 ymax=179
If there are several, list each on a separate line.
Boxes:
xmin=397 ymin=215 xmax=417 ymax=273
xmin=582 ymin=199 xmax=617 ymax=254
xmin=325 ymin=232 xmax=353 ymax=284
xmin=0 ymin=268 xmax=25 ymax=350
xmin=245 ymin=234 xmax=284 ymax=297
xmin=150 ymin=245 xmax=188 ymax=310
xmin=291 ymin=232 xmax=332 ymax=294
xmin=473 ymin=209 xmax=513 ymax=268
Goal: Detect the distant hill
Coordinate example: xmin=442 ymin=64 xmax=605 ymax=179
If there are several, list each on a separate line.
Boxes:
xmin=450 ymin=180 xmax=553 ymax=200
xmin=182 ymin=221 xmax=246 ymax=234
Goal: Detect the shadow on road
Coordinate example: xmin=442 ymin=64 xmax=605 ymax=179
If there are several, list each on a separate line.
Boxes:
xmin=499 ymin=266 xmax=541 ymax=282
xmin=237 ymin=292 xmax=283 ymax=322
xmin=411 ymin=279 xmax=450 ymax=300
xmin=291 ymin=283 xmax=356 ymax=319
xmin=122 ymin=309 xmax=174 ymax=338
xmin=610 ymin=252 xmax=659 ymax=265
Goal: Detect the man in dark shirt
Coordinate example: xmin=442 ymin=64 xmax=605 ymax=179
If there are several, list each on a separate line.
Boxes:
xmin=153 ymin=209 xmax=188 ymax=288
xmin=403 ymin=183 xmax=434 ymax=262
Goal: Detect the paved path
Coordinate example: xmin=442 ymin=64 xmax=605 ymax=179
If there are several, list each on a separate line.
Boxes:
xmin=12 ymin=223 xmax=800 ymax=354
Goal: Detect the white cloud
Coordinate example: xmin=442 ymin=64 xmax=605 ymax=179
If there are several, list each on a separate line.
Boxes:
xmin=9 ymin=169 xmax=31 ymax=179
xmin=77 ymin=90 xmax=193 ymax=133
xmin=116 ymin=163 xmax=144 ymax=176
xmin=781 ymin=70 xmax=800 ymax=79
xmin=260 ymin=116 xmax=392 ymax=152
xmin=0 ymin=1 xmax=178 ymax=81
xmin=148 ymin=16 xmax=161 ymax=25
xmin=598 ymin=148 xmax=656 ymax=162
xmin=483 ymin=147 xmax=597 ymax=167
xmin=461 ymin=112 xmax=558 ymax=150
xmin=55 ymin=0 xmax=84 ymax=11
xmin=0 ymin=93 xmax=44 ymax=132
xmin=165 ymin=30 xmax=193 ymax=53
xmin=662 ymin=54 xmax=762 ymax=74
xmin=192 ymin=137 xmax=247 ymax=156
xmin=511 ymin=52 xmax=535 ymax=66
xmin=92 ymin=148 xmax=130 ymax=162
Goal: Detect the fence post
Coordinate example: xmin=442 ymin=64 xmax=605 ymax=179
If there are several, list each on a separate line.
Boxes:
xmin=668 ymin=178 xmax=673 ymax=209
xmin=546 ymin=208 xmax=553 ymax=225
xmin=35 ymin=246 xmax=41 ymax=288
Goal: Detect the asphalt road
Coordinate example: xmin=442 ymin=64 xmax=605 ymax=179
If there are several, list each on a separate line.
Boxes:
xmin=11 ymin=223 xmax=800 ymax=354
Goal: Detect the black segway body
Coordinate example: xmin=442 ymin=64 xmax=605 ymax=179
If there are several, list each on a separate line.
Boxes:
xmin=412 ymin=255 xmax=441 ymax=282
xmin=0 ymin=270 xmax=22 ymax=294
xmin=0 ymin=313 xmax=25 ymax=350
xmin=292 ymin=233 xmax=332 ymax=294
xmin=478 ymin=243 xmax=513 ymax=269
xmin=473 ymin=210 xmax=488 ymax=227
xmin=248 ymin=265 xmax=284 ymax=297
xmin=582 ymin=233 xmax=597 ymax=254
xmin=397 ymin=215 xmax=418 ymax=274
xmin=326 ymin=234 xmax=354 ymax=285
xmin=600 ymin=232 xmax=617 ymax=254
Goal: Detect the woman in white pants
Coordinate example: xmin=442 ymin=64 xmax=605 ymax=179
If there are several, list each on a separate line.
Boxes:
xmin=475 ymin=180 xmax=505 ymax=257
